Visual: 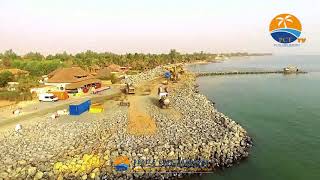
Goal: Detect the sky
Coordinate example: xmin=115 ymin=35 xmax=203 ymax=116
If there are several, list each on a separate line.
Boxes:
xmin=0 ymin=0 xmax=319 ymax=55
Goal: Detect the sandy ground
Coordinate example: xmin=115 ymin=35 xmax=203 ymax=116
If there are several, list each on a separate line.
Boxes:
xmin=0 ymin=100 xmax=16 ymax=108
xmin=126 ymin=77 xmax=183 ymax=136
xmin=126 ymin=80 xmax=158 ymax=136
xmin=127 ymin=101 xmax=156 ymax=136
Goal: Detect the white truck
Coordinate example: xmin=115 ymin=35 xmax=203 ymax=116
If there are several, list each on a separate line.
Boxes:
xmin=38 ymin=93 xmax=58 ymax=102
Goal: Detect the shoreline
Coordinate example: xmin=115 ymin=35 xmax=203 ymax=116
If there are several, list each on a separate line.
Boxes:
xmin=184 ymin=54 xmax=274 ymax=66
xmin=0 ymin=68 xmax=252 ymax=179
xmin=183 ymin=60 xmax=211 ymax=66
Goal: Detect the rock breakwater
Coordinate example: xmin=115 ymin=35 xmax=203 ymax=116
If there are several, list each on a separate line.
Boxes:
xmin=0 ymin=69 xmax=252 ymax=180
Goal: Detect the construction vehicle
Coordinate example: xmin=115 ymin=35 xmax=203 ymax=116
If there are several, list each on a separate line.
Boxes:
xmin=175 ymin=64 xmax=185 ymax=74
xmin=158 ymin=85 xmax=170 ymax=109
xmin=119 ymin=95 xmax=130 ymax=106
xmin=164 ymin=64 xmax=185 ymax=82
xmin=120 ymin=100 xmax=130 ymax=107
xmin=125 ymin=83 xmax=135 ymax=94
xmin=39 ymin=93 xmax=58 ymax=102
xmin=159 ymin=95 xmax=170 ymax=109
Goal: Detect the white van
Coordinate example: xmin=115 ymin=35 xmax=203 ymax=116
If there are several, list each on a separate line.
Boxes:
xmin=38 ymin=93 xmax=58 ymax=102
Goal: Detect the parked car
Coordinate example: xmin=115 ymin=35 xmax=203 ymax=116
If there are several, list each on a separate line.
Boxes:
xmin=38 ymin=93 xmax=58 ymax=102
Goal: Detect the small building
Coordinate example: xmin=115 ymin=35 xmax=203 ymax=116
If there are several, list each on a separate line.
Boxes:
xmin=7 ymin=82 xmax=19 ymax=91
xmin=45 ymin=67 xmax=101 ymax=93
xmin=39 ymin=75 xmax=49 ymax=84
xmin=89 ymin=64 xmax=101 ymax=75
xmin=214 ymin=54 xmax=229 ymax=60
xmin=30 ymin=85 xmax=57 ymax=95
xmin=283 ymin=66 xmax=299 ymax=73
xmin=95 ymin=67 xmax=113 ymax=79
xmin=120 ymin=66 xmax=132 ymax=72
xmin=95 ymin=63 xmax=129 ymax=79
xmin=107 ymin=64 xmax=122 ymax=72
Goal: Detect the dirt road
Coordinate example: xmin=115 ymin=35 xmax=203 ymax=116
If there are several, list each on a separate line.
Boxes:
xmin=126 ymin=77 xmax=182 ymax=136
xmin=0 ymin=88 xmax=121 ymax=131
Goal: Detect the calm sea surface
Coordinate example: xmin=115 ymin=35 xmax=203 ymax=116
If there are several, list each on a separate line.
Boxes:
xmin=187 ymin=55 xmax=320 ymax=180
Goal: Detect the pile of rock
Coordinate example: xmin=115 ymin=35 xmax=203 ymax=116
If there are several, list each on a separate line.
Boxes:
xmin=122 ymin=66 xmax=165 ymax=85
xmin=0 ymin=108 xmax=128 ymax=179
xmin=168 ymin=76 xmax=252 ymax=166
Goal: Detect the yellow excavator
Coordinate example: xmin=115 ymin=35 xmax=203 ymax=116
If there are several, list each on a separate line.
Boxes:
xmin=165 ymin=64 xmax=185 ymax=82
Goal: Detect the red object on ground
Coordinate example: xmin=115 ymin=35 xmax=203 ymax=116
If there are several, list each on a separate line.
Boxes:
xmin=82 ymin=87 xmax=89 ymax=93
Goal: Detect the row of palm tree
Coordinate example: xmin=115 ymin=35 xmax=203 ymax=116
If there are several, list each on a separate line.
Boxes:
xmin=0 ymin=49 xmax=251 ymax=75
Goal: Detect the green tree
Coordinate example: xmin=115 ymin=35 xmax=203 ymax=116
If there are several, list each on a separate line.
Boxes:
xmin=3 ymin=49 xmax=18 ymax=60
xmin=11 ymin=59 xmax=64 ymax=76
xmin=17 ymin=76 xmax=39 ymax=92
xmin=0 ymin=49 xmax=230 ymax=73
xmin=0 ymin=71 xmax=14 ymax=87
xmin=23 ymin=52 xmax=44 ymax=61
xmin=2 ymin=58 xmax=12 ymax=67
xmin=1 ymin=49 xmax=19 ymax=67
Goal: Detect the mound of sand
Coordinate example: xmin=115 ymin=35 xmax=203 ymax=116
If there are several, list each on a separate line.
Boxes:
xmin=127 ymin=109 xmax=156 ymax=136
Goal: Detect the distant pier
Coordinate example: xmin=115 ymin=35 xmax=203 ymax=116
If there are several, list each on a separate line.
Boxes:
xmin=196 ymin=70 xmax=307 ymax=77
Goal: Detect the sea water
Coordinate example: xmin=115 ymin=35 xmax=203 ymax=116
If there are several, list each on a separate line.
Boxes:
xmin=187 ymin=55 xmax=320 ymax=180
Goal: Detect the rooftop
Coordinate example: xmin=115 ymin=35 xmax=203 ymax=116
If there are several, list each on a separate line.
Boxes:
xmin=47 ymin=67 xmax=95 ymax=83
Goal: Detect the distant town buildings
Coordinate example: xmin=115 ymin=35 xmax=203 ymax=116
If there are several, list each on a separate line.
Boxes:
xmin=94 ymin=64 xmax=131 ymax=79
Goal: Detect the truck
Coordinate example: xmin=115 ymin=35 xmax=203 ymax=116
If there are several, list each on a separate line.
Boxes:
xmin=159 ymin=96 xmax=170 ymax=109
xmin=125 ymin=83 xmax=135 ymax=94
xmin=158 ymin=86 xmax=170 ymax=109
xmin=38 ymin=93 xmax=58 ymax=102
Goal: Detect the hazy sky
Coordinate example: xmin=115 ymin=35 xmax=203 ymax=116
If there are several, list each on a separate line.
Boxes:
xmin=0 ymin=0 xmax=319 ymax=55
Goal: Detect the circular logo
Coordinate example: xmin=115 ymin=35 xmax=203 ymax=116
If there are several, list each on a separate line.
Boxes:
xmin=114 ymin=156 xmax=130 ymax=171
xmin=269 ymin=14 xmax=302 ymax=44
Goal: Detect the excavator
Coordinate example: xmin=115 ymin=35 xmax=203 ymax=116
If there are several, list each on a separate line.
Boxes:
xmin=164 ymin=64 xmax=185 ymax=82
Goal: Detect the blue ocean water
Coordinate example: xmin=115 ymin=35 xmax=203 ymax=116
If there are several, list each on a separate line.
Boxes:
xmin=187 ymin=55 xmax=320 ymax=180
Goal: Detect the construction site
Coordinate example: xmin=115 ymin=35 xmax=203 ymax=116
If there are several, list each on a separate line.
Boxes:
xmin=0 ymin=65 xmax=252 ymax=180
